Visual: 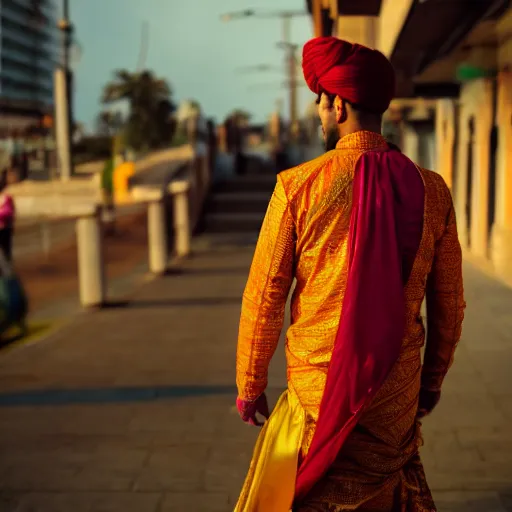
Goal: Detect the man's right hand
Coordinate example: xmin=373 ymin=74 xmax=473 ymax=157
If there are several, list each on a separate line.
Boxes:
xmin=236 ymin=394 xmax=270 ymax=427
xmin=417 ymin=388 xmax=441 ymax=419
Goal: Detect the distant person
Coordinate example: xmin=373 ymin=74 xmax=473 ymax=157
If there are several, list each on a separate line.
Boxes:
xmin=5 ymin=130 xmax=25 ymax=181
xmin=0 ymin=170 xmax=15 ymax=262
xmin=0 ymin=168 xmax=27 ymax=335
xmin=0 ymin=130 xmax=9 ymax=172
xmin=226 ymin=117 xmax=246 ymax=175
xmin=274 ymin=141 xmax=288 ymax=173
xmin=234 ymin=37 xmax=465 ymax=511
xmin=206 ymin=119 xmax=217 ymax=176
xmin=4 ymin=131 xmax=15 ymax=171
xmin=19 ymin=131 xmax=29 ymax=181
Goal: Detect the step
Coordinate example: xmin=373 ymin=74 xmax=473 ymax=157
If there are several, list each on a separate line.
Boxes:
xmin=219 ymin=180 xmax=276 ymax=194
xmin=208 ymin=192 xmax=271 ymax=215
xmin=213 ymin=174 xmax=277 ymax=194
xmin=203 ymin=213 xmax=265 ymax=234
xmin=199 ymin=232 xmax=261 ymax=249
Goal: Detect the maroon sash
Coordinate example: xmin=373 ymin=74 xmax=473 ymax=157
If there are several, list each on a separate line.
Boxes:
xmin=295 ymin=148 xmax=422 ymax=501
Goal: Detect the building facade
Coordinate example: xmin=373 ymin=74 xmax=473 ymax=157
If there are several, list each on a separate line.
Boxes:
xmin=0 ymin=0 xmax=58 ymax=129
xmin=307 ymin=0 xmax=512 ymax=285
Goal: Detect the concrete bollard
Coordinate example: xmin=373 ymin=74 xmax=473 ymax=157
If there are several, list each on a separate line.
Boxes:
xmin=76 ymin=208 xmax=106 ymax=308
xmin=147 ymin=199 xmax=168 ymax=275
xmin=169 ymin=180 xmax=191 ymax=258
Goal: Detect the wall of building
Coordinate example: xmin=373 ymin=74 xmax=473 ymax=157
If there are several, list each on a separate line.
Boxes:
xmin=377 ymin=0 xmax=414 ymax=57
xmin=336 ymin=16 xmax=378 ymax=48
xmin=438 ymin=6 xmax=512 ymax=284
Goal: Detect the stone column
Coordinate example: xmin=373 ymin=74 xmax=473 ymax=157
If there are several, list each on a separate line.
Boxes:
xmin=402 ymin=122 xmax=419 ymax=163
xmin=454 ymin=79 xmax=493 ymax=256
xmin=491 ymin=70 xmax=512 ymax=280
xmin=337 ymin=16 xmax=377 ymax=47
xmin=469 ymin=80 xmax=493 ymax=259
xmin=454 ymin=105 xmax=470 ymax=249
xmin=435 ymin=99 xmax=456 ymax=190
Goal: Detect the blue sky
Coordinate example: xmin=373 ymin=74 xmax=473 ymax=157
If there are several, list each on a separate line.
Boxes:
xmin=68 ymin=0 xmax=317 ymax=130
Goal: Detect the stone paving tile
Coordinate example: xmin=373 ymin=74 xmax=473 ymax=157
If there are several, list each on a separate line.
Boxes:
xmin=160 ymin=492 xmax=232 ymax=512
xmin=0 ymin=240 xmax=510 ymax=511
xmin=433 ymin=491 xmax=508 ymax=512
xmin=204 ymin=441 xmax=256 ymax=495
xmin=416 ymin=262 xmax=512 ymax=509
xmin=499 ymin=493 xmax=512 ymax=512
xmin=1 ymin=492 xmax=162 ymax=512
xmin=134 ymin=444 xmax=210 ymax=492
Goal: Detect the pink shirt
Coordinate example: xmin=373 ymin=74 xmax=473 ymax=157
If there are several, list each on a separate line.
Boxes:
xmin=0 ymin=195 xmax=15 ymax=228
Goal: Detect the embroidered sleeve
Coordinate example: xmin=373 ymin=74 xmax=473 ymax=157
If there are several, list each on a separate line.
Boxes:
xmin=236 ymin=175 xmax=295 ymax=401
xmin=423 ymin=200 xmax=465 ymax=392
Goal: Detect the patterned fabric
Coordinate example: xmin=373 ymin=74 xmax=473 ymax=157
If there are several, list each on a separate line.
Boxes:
xmin=295 ymin=148 xmax=421 ymax=501
xmin=236 ymin=130 xmax=465 ymax=510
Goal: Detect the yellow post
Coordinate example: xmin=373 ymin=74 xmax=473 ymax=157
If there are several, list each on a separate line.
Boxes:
xmin=113 ymin=161 xmax=135 ymax=203
xmin=111 ymin=133 xmax=135 ymax=203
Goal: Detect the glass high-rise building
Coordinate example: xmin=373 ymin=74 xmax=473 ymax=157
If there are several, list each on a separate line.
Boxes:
xmin=0 ymin=0 xmax=58 ymax=125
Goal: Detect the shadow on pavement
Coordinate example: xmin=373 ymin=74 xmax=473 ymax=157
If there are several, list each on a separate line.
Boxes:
xmin=0 ymin=384 xmax=237 ymax=407
xmin=0 ymin=384 xmax=287 ymax=407
xmin=103 ymin=296 xmax=242 ymax=310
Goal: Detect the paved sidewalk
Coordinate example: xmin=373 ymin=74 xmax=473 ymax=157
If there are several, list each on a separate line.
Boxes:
xmin=0 ymin=234 xmax=510 ymax=511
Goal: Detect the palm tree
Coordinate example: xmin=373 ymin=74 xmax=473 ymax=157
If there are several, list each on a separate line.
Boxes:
xmin=102 ymin=70 xmax=174 ymax=150
xmin=102 ymin=70 xmax=169 ymax=104
xmin=96 ymin=110 xmax=124 ymax=136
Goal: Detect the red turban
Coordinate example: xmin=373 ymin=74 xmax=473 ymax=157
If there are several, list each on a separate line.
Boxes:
xmin=302 ymin=37 xmax=395 ymax=114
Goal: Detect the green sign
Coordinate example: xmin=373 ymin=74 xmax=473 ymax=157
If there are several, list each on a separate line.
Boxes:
xmin=456 ymin=63 xmax=493 ymax=82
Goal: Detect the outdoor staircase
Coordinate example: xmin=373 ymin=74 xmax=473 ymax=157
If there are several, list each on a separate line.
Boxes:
xmin=201 ymin=155 xmax=277 ymax=235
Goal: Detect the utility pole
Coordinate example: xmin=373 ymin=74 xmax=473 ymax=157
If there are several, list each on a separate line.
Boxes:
xmin=55 ymin=0 xmax=74 ymax=181
xmin=221 ymin=9 xmax=305 ymax=128
xmin=288 ymin=45 xmax=298 ymax=129
xmin=312 ymin=0 xmax=323 ymax=38
xmin=279 ymin=14 xmax=299 ymax=128
xmin=276 ymin=98 xmax=284 ymax=117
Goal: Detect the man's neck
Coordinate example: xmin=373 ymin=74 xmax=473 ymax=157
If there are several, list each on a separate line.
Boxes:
xmin=338 ymin=122 xmax=382 ymax=139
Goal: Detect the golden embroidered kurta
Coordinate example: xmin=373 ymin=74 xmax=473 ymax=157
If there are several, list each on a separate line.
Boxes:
xmin=236 ymin=131 xmax=465 ymax=511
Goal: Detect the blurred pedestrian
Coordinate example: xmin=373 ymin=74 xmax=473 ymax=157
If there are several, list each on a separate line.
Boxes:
xmin=0 ymin=168 xmax=27 ymax=336
xmin=19 ymin=130 xmax=29 ymax=181
xmin=0 ymin=170 xmax=15 ymax=262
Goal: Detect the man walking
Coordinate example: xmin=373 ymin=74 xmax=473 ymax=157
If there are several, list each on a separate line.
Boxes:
xmin=235 ymin=37 xmax=465 ymax=511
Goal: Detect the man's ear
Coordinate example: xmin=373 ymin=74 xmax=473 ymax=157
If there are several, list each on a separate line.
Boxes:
xmin=334 ymin=96 xmax=346 ymax=124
